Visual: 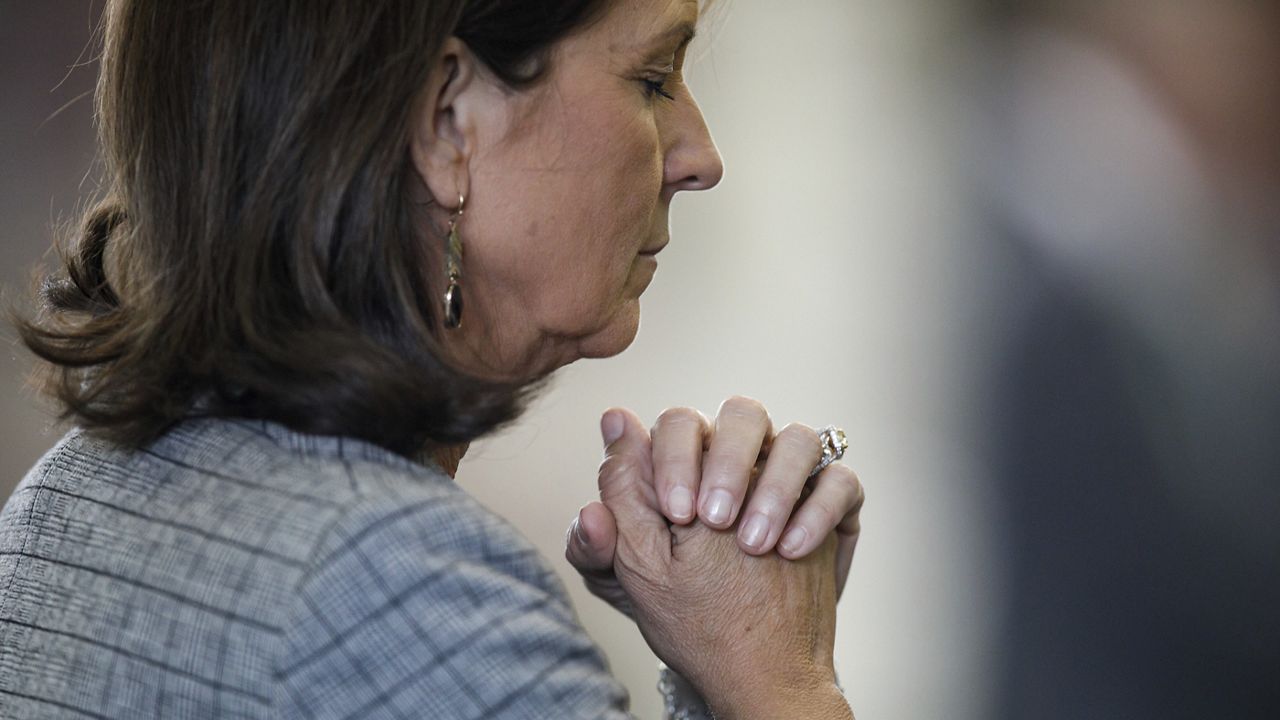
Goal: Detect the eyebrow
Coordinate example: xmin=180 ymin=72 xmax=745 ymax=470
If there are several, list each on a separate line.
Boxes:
xmin=642 ymin=21 xmax=697 ymax=52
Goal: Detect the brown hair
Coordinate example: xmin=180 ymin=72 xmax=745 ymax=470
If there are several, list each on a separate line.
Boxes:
xmin=16 ymin=0 xmax=610 ymax=456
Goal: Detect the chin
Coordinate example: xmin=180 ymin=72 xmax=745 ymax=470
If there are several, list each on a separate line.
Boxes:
xmin=574 ymin=302 xmax=642 ymax=360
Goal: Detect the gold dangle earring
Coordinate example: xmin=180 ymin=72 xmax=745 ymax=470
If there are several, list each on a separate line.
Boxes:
xmin=443 ymin=193 xmax=465 ymax=330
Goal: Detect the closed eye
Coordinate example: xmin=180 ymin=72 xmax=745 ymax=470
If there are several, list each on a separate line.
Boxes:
xmin=642 ymin=76 xmax=676 ymax=102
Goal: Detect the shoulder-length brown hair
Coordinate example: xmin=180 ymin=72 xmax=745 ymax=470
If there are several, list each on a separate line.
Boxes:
xmin=17 ymin=0 xmax=609 ymax=456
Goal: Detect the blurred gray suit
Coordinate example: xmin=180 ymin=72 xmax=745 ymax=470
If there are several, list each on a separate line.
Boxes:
xmin=0 ymin=419 xmax=633 ymax=718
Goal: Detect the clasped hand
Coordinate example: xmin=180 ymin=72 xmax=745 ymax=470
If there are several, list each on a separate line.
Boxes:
xmin=564 ymin=397 xmax=864 ymax=714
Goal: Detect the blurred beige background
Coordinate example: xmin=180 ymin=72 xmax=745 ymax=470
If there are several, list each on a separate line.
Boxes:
xmin=1 ymin=2 xmax=997 ymax=719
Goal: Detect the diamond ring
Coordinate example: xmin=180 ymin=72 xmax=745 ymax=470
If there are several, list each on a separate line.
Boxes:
xmin=809 ymin=425 xmax=849 ymax=478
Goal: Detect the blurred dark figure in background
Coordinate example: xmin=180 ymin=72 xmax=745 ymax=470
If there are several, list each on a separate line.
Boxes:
xmin=971 ymin=0 xmax=1280 ymax=717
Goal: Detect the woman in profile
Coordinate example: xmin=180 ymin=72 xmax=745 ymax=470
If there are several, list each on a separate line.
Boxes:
xmin=1 ymin=1 xmax=864 ymax=718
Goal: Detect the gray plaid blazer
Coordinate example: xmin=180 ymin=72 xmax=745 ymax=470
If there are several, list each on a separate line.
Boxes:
xmin=0 ymin=419 xmax=634 ymax=718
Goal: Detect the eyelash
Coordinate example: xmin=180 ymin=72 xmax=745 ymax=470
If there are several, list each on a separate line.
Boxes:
xmin=642 ymin=76 xmax=676 ymax=102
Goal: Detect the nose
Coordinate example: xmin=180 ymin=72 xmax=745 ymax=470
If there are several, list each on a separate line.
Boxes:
xmin=662 ymin=91 xmax=725 ymax=197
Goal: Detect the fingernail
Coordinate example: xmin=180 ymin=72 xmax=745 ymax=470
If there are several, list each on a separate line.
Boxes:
xmin=573 ymin=515 xmax=590 ymax=544
xmin=601 ymin=411 xmax=624 ymax=446
xmin=780 ymin=527 xmax=808 ymax=555
xmin=739 ymin=513 xmax=770 ymax=551
xmin=668 ymin=486 xmax=694 ymax=522
xmin=703 ymin=489 xmax=734 ymax=525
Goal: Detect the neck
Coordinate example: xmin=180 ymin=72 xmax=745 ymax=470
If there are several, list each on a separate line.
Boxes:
xmin=429 ymin=443 xmax=469 ymax=478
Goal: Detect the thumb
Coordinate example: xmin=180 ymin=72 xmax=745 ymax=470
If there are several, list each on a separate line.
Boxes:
xmin=597 ymin=408 xmax=667 ymax=539
xmin=565 ymin=501 xmax=617 ymax=575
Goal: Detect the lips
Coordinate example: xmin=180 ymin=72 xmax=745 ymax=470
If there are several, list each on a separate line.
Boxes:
xmin=638 ymin=240 xmax=668 ymax=256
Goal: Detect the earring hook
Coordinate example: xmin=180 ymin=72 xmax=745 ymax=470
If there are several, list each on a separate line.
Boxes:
xmin=449 ymin=193 xmax=465 ymax=231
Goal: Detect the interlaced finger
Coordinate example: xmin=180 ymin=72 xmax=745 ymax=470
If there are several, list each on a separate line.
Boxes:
xmin=775 ymin=462 xmax=864 ymax=559
xmin=650 ymin=407 xmax=712 ymax=524
xmin=698 ymin=396 xmax=773 ymax=529
xmin=735 ymin=422 xmax=823 ymax=555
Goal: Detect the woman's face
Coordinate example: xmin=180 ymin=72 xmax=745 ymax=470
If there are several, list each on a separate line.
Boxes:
xmin=415 ymin=0 xmax=723 ymax=380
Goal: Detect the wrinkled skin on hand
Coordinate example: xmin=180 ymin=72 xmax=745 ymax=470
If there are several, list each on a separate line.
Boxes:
xmin=567 ymin=399 xmax=863 ymax=628
xmin=626 ymin=517 xmax=840 ymax=698
xmin=594 ymin=407 xmax=842 ymax=704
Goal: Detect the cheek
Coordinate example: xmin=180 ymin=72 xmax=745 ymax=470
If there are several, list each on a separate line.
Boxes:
xmin=469 ymin=95 xmax=664 ymax=337
xmin=559 ymin=132 xmax=662 ymax=313
xmin=532 ymin=126 xmax=663 ymax=322
xmin=581 ymin=111 xmax=664 ymax=263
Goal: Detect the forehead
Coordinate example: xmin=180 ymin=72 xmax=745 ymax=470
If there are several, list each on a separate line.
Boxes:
xmin=507 ymin=0 xmax=699 ymax=120
xmin=595 ymin=0 xmax=700 ymax=50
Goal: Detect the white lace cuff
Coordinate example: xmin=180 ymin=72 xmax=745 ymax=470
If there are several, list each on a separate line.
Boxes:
xmin=656 ymin=662 xmax=714 ymax=720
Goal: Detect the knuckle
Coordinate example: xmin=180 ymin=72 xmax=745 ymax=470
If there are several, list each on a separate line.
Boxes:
xmin=805 ymin=497 xmax=842 ymax=529
xmin=828 ymin=464 xmax=865 ymax=510
xmin=778 ymin=422 xmax=821 ymax=454
xmin=745 ymin=488 xmax=789 ymax=516
xmin=653 ymin=465 xmax=692 ymax=495
xmin=756 ymin=468 xmax=806 ymax=502
xmin=720 ymin=395 xmax=769 ymax=424
xmin=779 ymin=421 xmax=814 ymax=436
xmin=654 ymin=406 xmax=701 ymax=430
xmin=598 ymin=453 xmax=642 ymax=481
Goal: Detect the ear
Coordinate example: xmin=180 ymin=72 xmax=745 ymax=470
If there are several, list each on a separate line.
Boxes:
xmin=410 ymin=37 xmax=485 ymax=208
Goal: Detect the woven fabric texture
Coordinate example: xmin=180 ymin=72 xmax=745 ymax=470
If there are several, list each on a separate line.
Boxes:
xmin=0 ymin=419 xmax=633 ymax=719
